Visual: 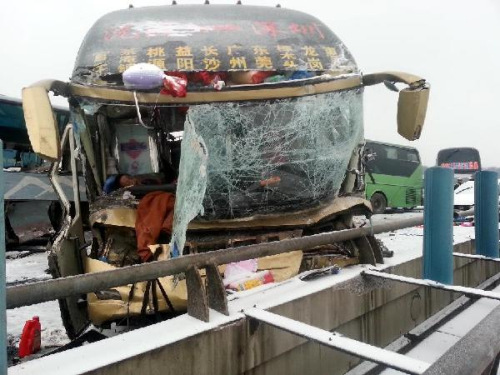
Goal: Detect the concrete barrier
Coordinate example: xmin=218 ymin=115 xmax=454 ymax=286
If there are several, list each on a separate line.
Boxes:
xmin=1 ymin=139 xmax=7 ymax=374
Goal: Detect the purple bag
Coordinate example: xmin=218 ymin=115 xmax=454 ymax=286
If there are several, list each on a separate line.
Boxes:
xmin=123 ymin=63 xmax=165 ymax=90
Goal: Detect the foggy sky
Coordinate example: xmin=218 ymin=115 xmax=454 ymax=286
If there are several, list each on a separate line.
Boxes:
xmin=1 ymin=0 xmax=499 ymax=167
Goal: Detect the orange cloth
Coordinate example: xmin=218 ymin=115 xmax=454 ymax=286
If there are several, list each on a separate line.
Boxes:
xmin=135 ymin=192 xmax=176 ymax=262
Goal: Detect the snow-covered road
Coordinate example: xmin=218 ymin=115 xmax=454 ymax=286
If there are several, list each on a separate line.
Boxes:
xmin=6 ymin=252 xmax=70 ymax=362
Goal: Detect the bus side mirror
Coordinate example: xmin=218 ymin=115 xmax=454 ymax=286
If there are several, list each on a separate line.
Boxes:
xmin=22 ymin=85 xmax=61 ymax=161
xmin=363 ymin=72 xmax=430 ymax=141
xmin=397 ymin=85 xmax=430 ymax=141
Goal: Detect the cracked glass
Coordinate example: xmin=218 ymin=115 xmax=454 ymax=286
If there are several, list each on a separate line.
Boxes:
xmin=172 ymin=88 xmax=364 ymax=243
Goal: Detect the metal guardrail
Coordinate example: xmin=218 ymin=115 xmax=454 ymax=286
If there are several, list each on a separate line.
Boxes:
xmin=453 ymin=252 xmax=500 ymax=263
xmin=363 ymin=269 xmax=500 ymax=301
xmin=244 ymin=308 xmax=429 ymax=374
xmin=6 ymin=214 xmax=425 ymax=309
xmin=3 ymin=204 xmax=476 ymax=311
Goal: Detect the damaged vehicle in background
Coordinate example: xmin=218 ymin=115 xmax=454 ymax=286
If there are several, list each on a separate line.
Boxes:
xmin=21 ymin=4 xmax=430 ymax=339
xmin=454 ymin=178 xmax=500 ymax=215
xmin=0 ymin=95 xmax=86 ymax=247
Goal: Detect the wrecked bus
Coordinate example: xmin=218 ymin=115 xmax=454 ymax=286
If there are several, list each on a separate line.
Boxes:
xmin=0 ymin=95 xmax=75 ymax=246
xmin=22 ymin=4 xmax=429 ymax=338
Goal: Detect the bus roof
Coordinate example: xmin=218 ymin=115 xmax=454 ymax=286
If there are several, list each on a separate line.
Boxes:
xmin=72 ymin=4 xmax=357 ymax=85
xmin=365 ymin=139 xmax=420 ymax=152
xmin=437 ymin=147 xmax=480 ymax=155
xmin=0 ymin=95 xmax=69 ymax=113
xmin=0 ymin=95 xmax=69 ymax=146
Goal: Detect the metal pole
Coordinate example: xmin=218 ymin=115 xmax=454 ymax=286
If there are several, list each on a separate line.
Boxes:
xmin=7 ymin=214 xmax=427 ymax=309
xmin=244 ymin=308 xmax=429 ymax=375
xmin=475 ymin=171 xmax=499 ymax=258
xmin=68 ymin=127 xmax=82 ymax=223
xmin=49 ymin=125 xmax=71 ymax=213
xmin=453 ymin=252 xmax=500 ymax=263
xmin=363 ymin=269 xmax=500 ymax=302
xmin=0 ymin=140 xmax=7 ymax=375
xmin=423 ymin=167 xmax=454 ymax=284
xmin=5 ymin=204 xmax=495 ymax=310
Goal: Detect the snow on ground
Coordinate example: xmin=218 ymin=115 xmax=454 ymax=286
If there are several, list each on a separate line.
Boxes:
xmin=6 ymin=251 xmax=70 ymax=357
xmin=8 ymin=301 xmax=69 ymax=348
xmin=5 ymin=210 xmax=477 ymax=368
xmin=6 ymin=252 xmax=51 ymax=285
xmin=366 ymin=209 xmax=475 ymax=246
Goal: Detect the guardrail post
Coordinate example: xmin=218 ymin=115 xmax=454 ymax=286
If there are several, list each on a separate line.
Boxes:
xmin=475 ymin=171 xmax=499 ymax=258
xmin=0 ymin=139 xmax=6 ymax=374
xmin=423 ymin=167 xmax=454 ymax=284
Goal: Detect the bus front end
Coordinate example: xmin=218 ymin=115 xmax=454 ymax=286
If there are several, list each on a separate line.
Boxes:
xmin=21 ymin=4 xmax=430 ymax=337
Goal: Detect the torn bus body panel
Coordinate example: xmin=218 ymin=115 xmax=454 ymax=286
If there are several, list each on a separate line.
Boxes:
xmin=0 ymin=95 xmax=88 ymax=246
xmin=89 ymin=196 xmax=371 ymax=231
xmin=84 ymin=245 xmax=303 ymax=325
xmin=21 ymin=4 xmax=430 ymax=337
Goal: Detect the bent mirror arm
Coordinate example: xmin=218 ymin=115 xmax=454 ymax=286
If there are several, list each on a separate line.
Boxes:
xmin=363 ymin=71 xmax=430 ymax=141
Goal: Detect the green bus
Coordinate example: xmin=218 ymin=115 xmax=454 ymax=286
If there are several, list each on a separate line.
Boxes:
xmin=364 ymin=140 xmax=423 ymax=213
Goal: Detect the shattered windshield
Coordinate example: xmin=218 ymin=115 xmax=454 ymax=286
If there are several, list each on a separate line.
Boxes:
xmin=174 ymin=88 xmax=363 ymax=224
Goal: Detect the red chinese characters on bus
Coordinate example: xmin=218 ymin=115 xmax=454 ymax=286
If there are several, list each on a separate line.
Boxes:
xmin=104 ymin=25 xmax=141 ymax=41
xmin=251 ymin=22 xmax=279 ymax=38
xmin=288 ymin=23 xmax=325 ymax=39
xmin=251 ymin=21 xmax=326 ymax=39
xmin=103 ymin=23 xmax=241 ymax=41
xmin=440 ymin=161 xmax=480 ymax=171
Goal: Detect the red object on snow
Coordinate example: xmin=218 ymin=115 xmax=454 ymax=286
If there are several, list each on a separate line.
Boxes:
xmin=18 ymin=316 xmax=41 ymax=358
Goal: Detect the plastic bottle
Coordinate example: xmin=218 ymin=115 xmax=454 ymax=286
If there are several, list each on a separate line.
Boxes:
xmin=264 ymin=74 xmax=286 ymax=83
xmin=288 ymin=70 xmax=314 ymax=80
xmin=18 ymin=316 xmax=41 ymax=358
xmin=228 ymin=270 xmax=275 ymax=291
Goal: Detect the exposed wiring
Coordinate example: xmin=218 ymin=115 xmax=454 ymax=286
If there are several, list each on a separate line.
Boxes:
xmin=133 ymin=91 xmax=154 ymax=129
